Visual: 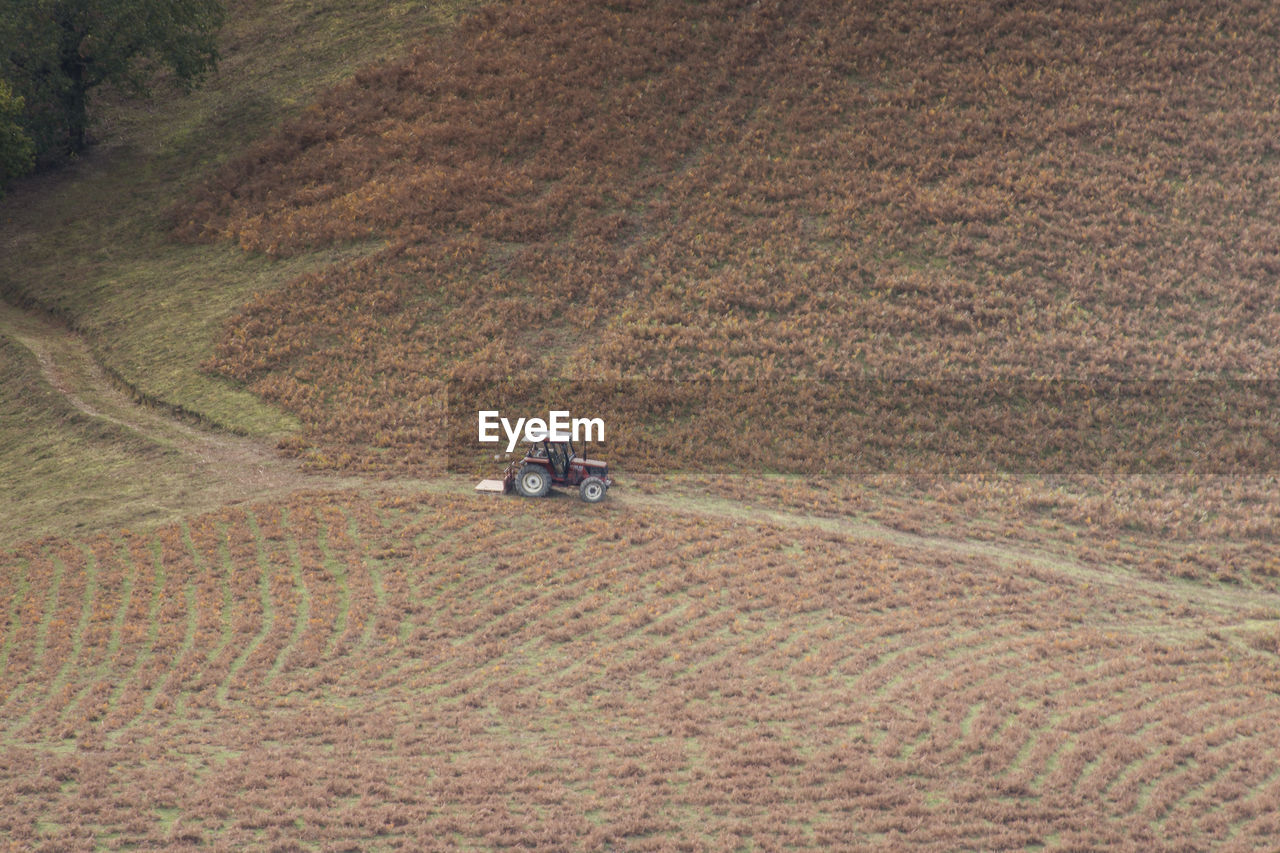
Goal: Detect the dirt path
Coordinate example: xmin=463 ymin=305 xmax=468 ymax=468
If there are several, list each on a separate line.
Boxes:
xmin=619 ymin=490 xmax=1280 ymax=622
xmin=4 ymin=297 xmax=1278 ymax=637
xmin=0 ymin=299 xmax=346 ymax=510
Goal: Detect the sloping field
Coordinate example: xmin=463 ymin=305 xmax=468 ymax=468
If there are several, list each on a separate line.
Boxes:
xmin=2 ymin=489 xmax=1279 ymax=849
xmin=0 ymin=300 xmax=326 ymax=544
xmin=170 ymin=0 xmax=1280 ymax=472
xmin=4 ymin=0 xmax=1280 ymax=848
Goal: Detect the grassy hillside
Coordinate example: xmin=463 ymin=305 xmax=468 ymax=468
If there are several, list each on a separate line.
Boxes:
xmin=0 ymin=0 xmax=480 ymax=439
xmin=0 ymin=299 xmax=344 ymax=546
xmin=0 ymin=333 xmax=192 ymax=541
xmin=2 ymin=490 xmax=1279 ymax=849
xmin=0 ymin=0 xmax=484 ymax=541
xmin=168 ymin=0 xmax=1280 ymax=472
xmin=2 ymin=1 xmax=1280 ymax=848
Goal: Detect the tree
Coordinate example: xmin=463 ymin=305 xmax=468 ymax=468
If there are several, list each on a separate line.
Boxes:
xmin=1 ymin=0 xmax=224 ymax=166
xmin=0 ymin=76 xmax=33 ymax=192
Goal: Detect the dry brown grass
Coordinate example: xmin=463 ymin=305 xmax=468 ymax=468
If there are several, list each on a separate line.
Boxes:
xmin=2 ymin=489 xmax=1279 ymax=848
xmin=169 ymin=0 xmax=1280 ymax=476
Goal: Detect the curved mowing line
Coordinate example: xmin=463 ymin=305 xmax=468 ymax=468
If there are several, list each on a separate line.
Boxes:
xmin=1049 ymin=679 xmax=1187 ymax=798
xmin=998 ymin=706 xmax=1067 ymax=778
xmin=849 ymin=625 xmax=995 ymax=700
xmin=922 ymin=642 xmax=1085 ymax=729
xmin=217 ymin=514 xmax=275 ymax=706
xmin=370 ymin=539 xmax=619 ymax=687
xmin=58 ymin=537 xmax=140 ymax=728
xmin=141 ymin=579 xmax=198 ymax=717
xmin=675 ymin=618 xmax=784 ymax=693
xmin=1073 ymin=691 xmax=1246 ymax=801
xmin=0 ymin=550 xmax=65 ymax=722
xmin=369 ymin=562 xmax=490 ymax=687
xmin=0 ymin=557 xmax=29 ymax=683
xmin=1119 ymin=706 xmax=1272 ymax=817
xmin=1223 ymin=762 xmax=1280 ymax=841
xmin=1020 ymin=666 xmax=1160 ymax=793
xmin=267 ymin=508 xmax=310 ymax=684
xmin=104 ymin=539 xmax=166 ymax=744
xmin=315 ymin=510 xmax=351 ymax=659
xmin=345 ymin=508 xmax=387 ymax=653
xmin=876 ymin=641 xmax=1148 ymax=771
xmin=7 ymin=545 xmax=97 ymax=739
xmin=1155 ymin=744 xmax=1280 ymax=830
xmin=182 ymin=521 xmax=234 ymax=668
xmin=392 ymin=504 xmax=440 ymax=644
xmin=890 ymin=645 xmax=1061 ymax=763
xmin=544 ymin=596 xmax=700 ymax=687
xmin=1141 ymin=750 xmax=1244 ymax=826
xmin=873 ymin=631 xmax=1036 ymax=706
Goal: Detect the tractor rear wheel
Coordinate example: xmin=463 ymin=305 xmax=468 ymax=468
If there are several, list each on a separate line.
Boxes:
xmin=579 ymin=476 xmax=607 ymax=503
xmin=516 ymin=464 xmax=551 ymax=498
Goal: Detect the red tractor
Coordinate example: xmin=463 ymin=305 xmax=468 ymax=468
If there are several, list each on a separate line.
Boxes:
xmin=502 ymin=439 xmax=612 ymax=502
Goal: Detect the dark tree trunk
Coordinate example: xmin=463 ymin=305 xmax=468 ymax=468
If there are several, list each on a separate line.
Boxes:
xmin=62 ymin=64 xmax=88 ymax=154
xmin=56 ymin=10 xmax=89 ymax=155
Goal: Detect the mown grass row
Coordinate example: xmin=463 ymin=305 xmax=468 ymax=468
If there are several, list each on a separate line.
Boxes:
xmin=2 ymin=490 xmax=1279 ymax=848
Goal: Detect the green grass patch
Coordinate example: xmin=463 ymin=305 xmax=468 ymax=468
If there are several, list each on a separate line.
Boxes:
xmin=0 ymin=338 xmax=194 ymax=545
xmin=154 ymin=806 xmax=181 ymax=833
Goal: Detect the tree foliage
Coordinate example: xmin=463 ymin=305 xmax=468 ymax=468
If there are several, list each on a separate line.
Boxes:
xmin=0 ymin=0 xmax=224 ymax=167
xmin=0 ymin=76 xmax=32 ymax=192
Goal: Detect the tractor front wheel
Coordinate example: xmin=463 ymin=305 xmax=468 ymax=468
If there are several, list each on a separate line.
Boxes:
xmin=579 ymin=476 xmax=607 ymax=503
xmin=516 ymin=464 xmax=551 ymax=498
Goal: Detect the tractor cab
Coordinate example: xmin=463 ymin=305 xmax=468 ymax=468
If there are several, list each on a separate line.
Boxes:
xmin=546 ymin=440 xmax=570 ymax=477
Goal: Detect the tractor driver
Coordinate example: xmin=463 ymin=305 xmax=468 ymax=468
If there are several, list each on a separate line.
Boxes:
xmin=544 ymin=440 xmax=568 ymax=477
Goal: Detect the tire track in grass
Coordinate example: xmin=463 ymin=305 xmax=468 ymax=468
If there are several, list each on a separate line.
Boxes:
xmin=267 ymin=507 xmax=310 ymax=684
xmin=104 ymin=538 xmax=167 ymax=742
xmin=314 ymin=508 xmax=351 ymax=660
xmin=10 ymin=545 xmax=96 ymax=739
xmin=347 ymin=508 xmax=388 ymax=654
xmin=0 ymin=549 xmax=64 ymax=725
xmin=1222 ymin=762 xmax=1280 ymax=843
xmin=0 ymin=299 xmax=322 ymax=548
xmin=217 ymin=513 xmax=275 ymax=707
xmin=0 ymin=556 xmax=29 ymax=683
xmin=182 ymin=520 xmax=234 ymax=679
xmin=619 ymin=490 xmax=1280 ymax=623
xmin=58 ymin=535 xmax=139 ymax=730
xmin=1121 ymin=707 xmax=1273 ymax=819
xmin=150 ymin=579 xmax=198 ymax=715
